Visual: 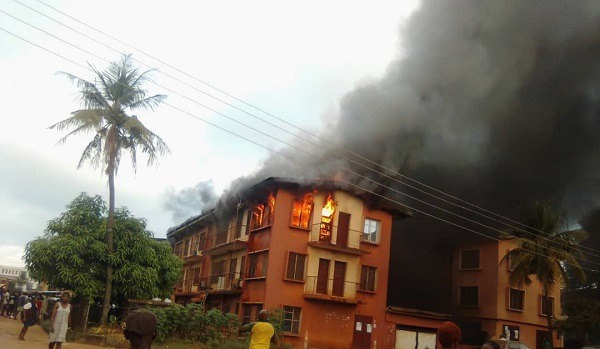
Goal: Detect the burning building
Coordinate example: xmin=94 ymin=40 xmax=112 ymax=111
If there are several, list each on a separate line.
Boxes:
xmin=167 ymin=177 xmax=415 ymax=349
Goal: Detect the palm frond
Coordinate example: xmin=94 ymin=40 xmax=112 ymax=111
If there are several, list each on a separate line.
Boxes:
xmin=77 ymin=133 xmax=103 ymax=169
xmin=129 ymin=94 xmax=167 ymax=111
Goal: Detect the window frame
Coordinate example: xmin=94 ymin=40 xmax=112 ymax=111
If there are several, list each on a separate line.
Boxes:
xmin=458 ymin=286 xmax=479 ymax=307
xmin=246 ymin=251 xmax=269 ymax=279
xmin=362 ymin=218 xmax=381 ymax=244
xmin=285 ymin=252 xmax=307 ymax=282
xmin=540 ymin=295 xmax=555 ymax=317
xmin=290 ymin=195 xmax=314 ymax=230
xmin=508 ymin=288 xmax=525 ymax=312
xmin=459 ymin=249 xmax=481 ymax=270
xmin=282 ymin=305 xmax=302 ymax=335
xmin=359 ymin=265 xmax=377 ymax=292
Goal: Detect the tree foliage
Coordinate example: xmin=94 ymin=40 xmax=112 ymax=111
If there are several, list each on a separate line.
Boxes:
xmin=24 ymin=193 xmax=181 ymax=302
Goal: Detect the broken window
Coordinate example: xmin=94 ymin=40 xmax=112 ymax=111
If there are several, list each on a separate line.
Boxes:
xmin=249 ymin=193 xmax=276 ymax=231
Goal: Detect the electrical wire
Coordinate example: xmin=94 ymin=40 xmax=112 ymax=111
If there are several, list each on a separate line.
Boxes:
xmin=0 ymin=8 xmax=597 ymax=272
xmin=10 ymin=0 xmax=595 ymax=258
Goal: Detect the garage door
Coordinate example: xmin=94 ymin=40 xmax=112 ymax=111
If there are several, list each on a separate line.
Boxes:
xmin=396 ymin=329 xmax=437 ymax=349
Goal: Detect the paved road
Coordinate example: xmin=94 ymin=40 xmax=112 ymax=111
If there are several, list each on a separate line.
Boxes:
xmin=0 ymin=315 xmax=103 ymax=349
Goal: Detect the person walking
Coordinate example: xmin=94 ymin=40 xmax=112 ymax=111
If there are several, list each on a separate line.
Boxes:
xmin=241 ymin=309 xmax=278 ymax=349
xmin=18 ymin=295 xmax=39 ymax=340
xmin=49 ymin=292 xmax=71 ymax=349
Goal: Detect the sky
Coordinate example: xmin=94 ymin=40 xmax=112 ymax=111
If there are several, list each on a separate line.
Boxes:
xmin=0 ymin=0 xmax=420 ymax=267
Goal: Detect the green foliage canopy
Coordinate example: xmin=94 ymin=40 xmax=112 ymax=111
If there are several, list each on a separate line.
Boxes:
xmin=24 ymin=193 xmax=182 ymax=302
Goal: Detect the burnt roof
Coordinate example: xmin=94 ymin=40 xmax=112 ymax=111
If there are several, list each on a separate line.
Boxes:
xmin=166 ymin=177 xmax=411 ymax=237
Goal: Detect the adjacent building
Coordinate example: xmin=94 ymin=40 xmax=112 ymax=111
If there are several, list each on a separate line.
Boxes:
xmin=451 ymin=239 xmax=561 ymax=349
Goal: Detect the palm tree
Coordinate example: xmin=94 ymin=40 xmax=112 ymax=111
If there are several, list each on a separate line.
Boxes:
xmin=50 ymin=54 xmax=169 ymax=324
xmin=502 ymin=203 xmax=586 ymax=349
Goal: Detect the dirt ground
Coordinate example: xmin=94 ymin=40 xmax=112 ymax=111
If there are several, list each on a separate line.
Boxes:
xmin=0 ymin=315 xmax=103 ymax=349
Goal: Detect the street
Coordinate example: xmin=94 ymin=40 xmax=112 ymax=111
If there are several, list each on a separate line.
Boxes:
xmin=0 ymin=316 xmax=102 ymax=349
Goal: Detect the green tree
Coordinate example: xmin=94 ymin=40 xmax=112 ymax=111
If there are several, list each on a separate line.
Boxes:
xmin=16 ymin=271 xmax=29 ymax=290
xmin=50 ymin=54 xmax=169 ymax=324
xmin=502 ymin=203 xmax=586 ymax=348
xmin=24 ymin=193 xmax=181 ymax=308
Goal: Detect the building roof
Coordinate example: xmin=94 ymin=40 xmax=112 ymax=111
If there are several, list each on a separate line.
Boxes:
xmin=166 ymin=176 xmax=412 ymax=237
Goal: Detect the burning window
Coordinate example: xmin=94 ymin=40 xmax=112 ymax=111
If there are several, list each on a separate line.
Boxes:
xmin=319 ymin=194 xmax=336 ymax=242
xmin=290 ymin=193 xmax=314 ymax=229
xmin=249 ymin=193 xmax=276 ymax=231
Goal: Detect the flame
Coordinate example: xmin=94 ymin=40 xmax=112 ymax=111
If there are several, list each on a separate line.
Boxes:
xmin=321 ymin=194 xmax=336 ymax=220
xmin=291 ymin=192 xmax=314 ymax=228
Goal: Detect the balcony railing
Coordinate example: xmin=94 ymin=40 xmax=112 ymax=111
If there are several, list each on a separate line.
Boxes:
xmin=307 ymin=224 xmax=369 ymax=255
xmin=303 ymin=275 xmax=362 ymax=304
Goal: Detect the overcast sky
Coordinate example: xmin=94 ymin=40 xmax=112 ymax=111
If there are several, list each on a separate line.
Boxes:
xmin=0 ymin=0 xmax=420 ymax=267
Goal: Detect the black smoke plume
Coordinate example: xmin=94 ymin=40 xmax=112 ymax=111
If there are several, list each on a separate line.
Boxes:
xmin=166 ymin=1 xmax=600 ymax=311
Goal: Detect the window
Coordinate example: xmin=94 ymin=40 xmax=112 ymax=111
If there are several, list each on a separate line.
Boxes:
xmin=509 ymin=288 xmax=525 ymax=311
xmin=247 ymin=251 xmax=269 ymax=278
xmin=174 ymin=241 xmax=182 ymax=257
xmin=198 ymin=231 xmax=207 ymax=250
xmin=282 ymin=306 xmax=301 ymax=334
xmin=319 ymin=194 xmax=336 ymax=242
xmin=362 ymin=219 xmax=381 ymax=244
xmin=242 ymin=304 xmax=263 ymax=325
xmin=184 ymin=238 xmax=191 ymax=256
xmin=459 ymin=286 xmax=479 ymax=307
xmin=192 ymin=267 xmax=201 ymax=286
xmin=540 ymin=295 xmax=554 ymax=316
xmin=359 ymin=265 xmax=377 ymax=292
xmin=506 ymin=249 xmax=515 ymax=271
xmin=285 ymin=252 xmax=306 ymax=281
xmin=211 ymin=260 xmax=226 ymax=285
xmin=459 ymin=249 xmax=480 ymax=270
xmin=249 ymin=194 xmax=276 ymax=231
xmin=291 ymin=194 xmax=314 ymax=229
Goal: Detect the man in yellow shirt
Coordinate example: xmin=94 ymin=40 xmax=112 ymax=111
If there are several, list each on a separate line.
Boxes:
xmin=241 ymin=310 xmax=278 ymax=349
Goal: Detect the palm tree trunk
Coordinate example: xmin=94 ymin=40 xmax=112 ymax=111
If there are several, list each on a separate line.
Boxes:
xmin=100 ymin=170 xmax=115 ymax=325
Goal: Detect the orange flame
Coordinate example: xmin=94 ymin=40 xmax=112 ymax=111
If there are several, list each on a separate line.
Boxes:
xmin=321 ymin=194 xmax=336 ymax=219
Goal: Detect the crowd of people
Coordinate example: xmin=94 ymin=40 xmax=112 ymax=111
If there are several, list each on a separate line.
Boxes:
xmin=0 ymin=286 xmax=50 ymax=321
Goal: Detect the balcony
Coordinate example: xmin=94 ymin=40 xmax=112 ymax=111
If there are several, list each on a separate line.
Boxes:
xmin=175 ymin=277 xmax=208 ymax=295
xmin=303 ymin=276 xmax=364 ymax=305
xmin=307 ymin=224 xmax=370 ymax=256
xmin=208 ymin=272 xmax=243 ymax=295
xmin=203 ymin=239 xmax=247 ymax=256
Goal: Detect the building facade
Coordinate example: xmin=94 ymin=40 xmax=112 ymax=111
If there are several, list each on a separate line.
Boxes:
xmin=451 ymin=239 xmax=562 ymax=349
xmin=167 ymin=177 xmax=411 ymax=349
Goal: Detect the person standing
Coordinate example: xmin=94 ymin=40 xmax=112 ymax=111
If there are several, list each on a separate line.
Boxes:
xmin=49 ymin=292 xmax=71 ymax=349
xmin=18 ymin=295 xmax=39 ymax=340
xmin=241 ymin=309 xmax=278 ymax=349
xmin=124 ymin=308 xmax=158 ymax=349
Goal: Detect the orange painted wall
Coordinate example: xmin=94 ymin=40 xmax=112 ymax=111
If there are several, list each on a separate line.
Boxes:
xmin=251 ymin=188 xmax=396 ymax=349
xmin=452 ymin=239 xmax=562 ymax=348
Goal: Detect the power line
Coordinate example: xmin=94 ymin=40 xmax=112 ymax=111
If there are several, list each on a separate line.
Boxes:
xmin=11 ymin=0 xmax=593 ymax=258
xmin=1 ymin=7 xmax=596 ymax=272
xmin=20 ymin=0 xmax=595 ymax=258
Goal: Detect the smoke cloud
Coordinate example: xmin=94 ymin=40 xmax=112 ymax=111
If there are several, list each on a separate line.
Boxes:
xmin=166 ymin=1 xmax=600 ymax=311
